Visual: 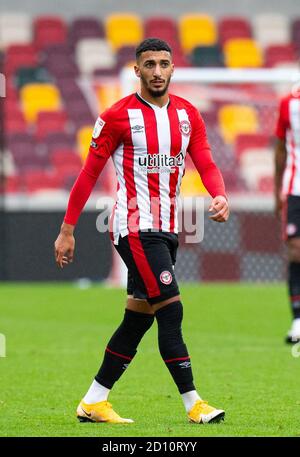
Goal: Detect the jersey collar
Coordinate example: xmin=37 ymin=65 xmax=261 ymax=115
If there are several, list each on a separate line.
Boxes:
xmin=135 ymin=92 xmax=170 ymax=110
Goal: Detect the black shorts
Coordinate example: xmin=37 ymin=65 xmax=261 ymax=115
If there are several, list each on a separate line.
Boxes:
xmin=114 ymin=230 xmax=180 ymax=305
xmin=285 ymin=195 xmax=300 ymax=239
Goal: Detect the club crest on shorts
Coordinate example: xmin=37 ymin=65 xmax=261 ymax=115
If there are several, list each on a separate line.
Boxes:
xmin=287 ymin=223 xmax=297 ymax=236
xmin=92 ymin=117 xmax=105 ymax=138
xmin=179 ymin=120 xmax=191 ymax=136
xmin=160 ymin=270 xmax=173 ymax=285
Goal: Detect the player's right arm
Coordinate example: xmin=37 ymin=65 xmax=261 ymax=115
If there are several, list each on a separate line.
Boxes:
xmin=54 ymin=112 xmax=120 ymax=268
xmin=274 ymin=97 xmax=288 ymax=218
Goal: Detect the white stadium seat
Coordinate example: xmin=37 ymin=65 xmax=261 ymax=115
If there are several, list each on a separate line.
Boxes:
xmin=0 ymin=13 xmax=32 ymax=49
xmin=76 ymin=38 xmax=116 ymax=75
xmin=253 ymin=13 xmax=290 ymax=49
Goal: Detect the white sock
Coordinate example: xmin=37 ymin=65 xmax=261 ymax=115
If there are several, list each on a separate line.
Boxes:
xmin=83 ymin=380 xmax=110 ymax=404
xmin=181 ymin=390 xmax=201 ymax=412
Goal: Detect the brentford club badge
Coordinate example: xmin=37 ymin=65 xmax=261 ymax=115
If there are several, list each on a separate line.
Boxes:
xmin=160 ymin=270 xmax=173 ymax=285
xmin=287 ymin=223 xmax=297 ymax=236
xmin=179 ymin=120 xmax=191 ymax=136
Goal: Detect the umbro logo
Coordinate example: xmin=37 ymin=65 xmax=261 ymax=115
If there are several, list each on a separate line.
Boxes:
xmin=179 ymin=361 xmax=191 ymax=369
xmin=131 ymin=125 xmax=144 ymax=133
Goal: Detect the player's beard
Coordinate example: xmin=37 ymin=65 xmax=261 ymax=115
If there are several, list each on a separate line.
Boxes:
xmin=141 ymin=74 xmax=171 ymax=98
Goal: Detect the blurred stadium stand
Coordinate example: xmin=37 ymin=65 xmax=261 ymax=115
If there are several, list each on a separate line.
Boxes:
xmin=0 ymin=1 xmax=298 ymax=281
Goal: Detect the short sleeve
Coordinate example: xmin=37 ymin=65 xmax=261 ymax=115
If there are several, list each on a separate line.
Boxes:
xmin=88 ymin=109 xmax=121 ymax=158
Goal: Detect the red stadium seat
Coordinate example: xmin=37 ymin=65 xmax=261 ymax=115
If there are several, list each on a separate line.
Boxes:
xmin=218 ymin=17 xmax=252 ymax=45
xmin=50 ymin=149 xmax=82 ymax=169
xmin=264 ymin=44 xmax=297 ymax=67
xmin=292 ymin=18 xmax=300 ymax=53
xmin=34 ymin=16 xmax=67 ymax=50
xmin=144 ymin=16 xmax=178 ymax=44
xmin=69 ymin=17 xmax=105 ymax=48
xmin=23 ymin=170 xmax=64 ymax=193
xmin=235 ymin=133 xmax=271 ymax=158
xmin=5 ymin=176 xmax=22 ymax=193
xmin=4 ymin=44 xmax=38 ymax=75
xmin=35 ymin=111 xmax=68 ymax=140
xmin=5 ymin=111 xmax=27 ymax=134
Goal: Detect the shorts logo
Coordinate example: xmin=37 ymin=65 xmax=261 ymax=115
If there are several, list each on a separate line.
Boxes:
xmin=92 ymin=117 xmax=105 ymax=138
xmin=179 ymin=120 xmax=191 ymax=136
xmin=160 ymin=270 xmax=173 ymax=285
xmin=287 ymin=223 xmax=297 ymax=236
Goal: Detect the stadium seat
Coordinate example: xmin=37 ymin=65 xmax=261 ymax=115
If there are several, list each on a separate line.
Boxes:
xmin=23 ymin=170 xmax=64 ymax=193
xmin=64 ymin=98 xmax=95 ymax=129
xmin=44 ymin=132 xmax=75 ymax=154
xmin=41 ymin=43 xmax=72 ymax=61
xmin=218 ymin=16 xmax=252 ymax=45
xmin=218 ymin=104 xmax=259 ymax=144
xmin=224 ymin=38 xmax=263 ymax=67
xmin=253 ymin=13 xmax=290 ymax=49
xmin=56 ymin=78 xmax=83 ymax=100
xmin=7 ymin=133 xmax=50 ymax=171
xmin=179 ymin=14 xmax=217 ymax=53
xmin=44 ymin=54 xmax=79 ymax=78
xmin=0 ymin=13 xmax=32 ymax=48
xmin=50 ymin=149 xmax=82 ymax=169
xmin=239 ymin=147 xmax=274 ymax=190
xmin=292 ymin=18 xmax=300 ymax=53
xmin=5 ymin=175 xmax=21 ymax=193
xmin=235 ymin=133 xmax=271 ymax=158
xmin=96 ymin=84 xmax=122 ymax=111
xmin=5 ymin=111 xmax=27 ymax=134
xmin=144 ymin=16 xmax=179 ymax=46
xmin=116 ymin=46 xmax=136 ymax=70
xmin=15 ymin=66 xmax=51 ymax=89
xmin=4 ymin=44 xmax=38 ymax=76
xmin=191 ymin=45 xmax=223 ymax=67
xmin=76 ymin=38 xmax=116 ymax=75
xmin=34 ymin=16 xmax=67 ymax=50
xmin=69 ymin=17 xmax=105 ymax=47
xmin=106 ymin=14 xmax=143 ymax=50
xmin=206 ymin=129 xmax=237 ymax=172
xmin=35 ymin=111 xmax=68 ymax=140
xmin=265 ymin=44 xmax=297 ymax=67
xmin=77 ymin=126 xmax=94 ymax=161
xmin=180 ymin=169 xmax=208 ymax=196
xmin=20 ymin=83 xmax=62 ymax=123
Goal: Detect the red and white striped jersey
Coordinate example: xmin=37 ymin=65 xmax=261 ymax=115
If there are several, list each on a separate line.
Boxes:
xmin=276 ymin=93 xmax=300 ymax=196
xmin=89 ymin=93 xmax=216 ymax=244
xmin=65 ymin=92 xmax=225 ymax=244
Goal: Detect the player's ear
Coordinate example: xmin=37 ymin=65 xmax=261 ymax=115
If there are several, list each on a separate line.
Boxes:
xmin=171 ymin=62 xmax=175 ymax=76
xmin=134 ymin=65 xmax=141 ymax=78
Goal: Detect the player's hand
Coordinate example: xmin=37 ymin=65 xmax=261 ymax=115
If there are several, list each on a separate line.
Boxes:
xmin=208 ymin=195 xmax=229 ymax=223
xmin=54 ymin=223 xmax=75 ymax=269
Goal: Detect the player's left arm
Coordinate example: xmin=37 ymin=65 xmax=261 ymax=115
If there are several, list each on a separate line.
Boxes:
xmin=187 ymin=107 xmax=229 ymax=223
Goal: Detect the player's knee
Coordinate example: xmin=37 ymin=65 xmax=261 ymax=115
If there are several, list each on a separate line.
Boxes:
xmin=155 ymin=301 xmax=183 ymax=348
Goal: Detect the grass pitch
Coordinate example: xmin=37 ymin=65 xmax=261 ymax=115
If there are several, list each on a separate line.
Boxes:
xmin=0 ymin=283 xmax=299 ymax=437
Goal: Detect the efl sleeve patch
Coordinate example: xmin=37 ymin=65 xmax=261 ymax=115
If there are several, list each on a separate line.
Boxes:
xmin=92 ymin=117 xmax=106 ymax=138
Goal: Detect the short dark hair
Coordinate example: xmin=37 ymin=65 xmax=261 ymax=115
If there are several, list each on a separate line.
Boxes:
xmin=135 ymin=38 xmax=172 ymax=60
